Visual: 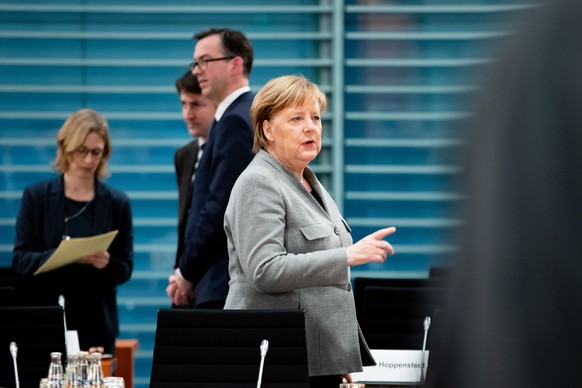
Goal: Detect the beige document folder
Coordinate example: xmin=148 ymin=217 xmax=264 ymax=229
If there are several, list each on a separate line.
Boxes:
xmin=34 ymin=230 xmax=119 ymax=275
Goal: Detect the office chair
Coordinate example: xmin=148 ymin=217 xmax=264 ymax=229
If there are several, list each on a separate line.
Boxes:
xmin=0 ymin=305 xmax=67 ymax=388
xmin=359 ymin=286 xmax=444 ymax=350
xmin=150 ymin=308 xmax=309 ymax=388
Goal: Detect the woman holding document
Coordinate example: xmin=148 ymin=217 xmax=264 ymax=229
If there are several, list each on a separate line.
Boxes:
xmin=12 ymin=108 xmax=133 ymax=354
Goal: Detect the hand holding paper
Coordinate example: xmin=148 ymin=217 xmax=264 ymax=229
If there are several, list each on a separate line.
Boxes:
xmin=34 ymin=230 xmax=119 ymax=275
xmin=79 ymin=250 xmax=110 ymax=269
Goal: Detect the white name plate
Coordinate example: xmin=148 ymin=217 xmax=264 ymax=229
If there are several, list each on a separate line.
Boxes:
xmin=66 ymin=330 xmax=80 ymax=355
xmin=352 ymin=349 xmax=429 ymax=384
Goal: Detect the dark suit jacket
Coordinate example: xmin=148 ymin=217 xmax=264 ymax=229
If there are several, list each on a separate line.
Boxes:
xmin=12 ymin=175 xmax=133 ymax=350
xmin=173 ymin=139 xmax=199 ymax=268
xmin=179 ymin=91 xmax=254 ymax=306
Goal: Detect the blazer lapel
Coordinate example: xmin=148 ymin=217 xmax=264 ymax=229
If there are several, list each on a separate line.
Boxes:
xmin=92 ymin=180 xmax=112 ymax=235
xmin=303 ymin=168 xmax=330 ymax=214
xmin=207 ymin=118 xmax=218 ymax=142
xmin=258 ymin=150 xmax=330 ymax=215
xmin=181 ymin=141 xmax=198 ymax=210
xmin=51 ymin=176 xmax=67 ymax=242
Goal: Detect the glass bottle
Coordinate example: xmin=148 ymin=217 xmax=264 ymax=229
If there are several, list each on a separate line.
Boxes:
xmin=64 ymin=353 xmax=78 ymax=388
xmin=47 ymin=352 xmax=64 ymax=388
xmin=77 ymin=351 xmax=90 ymax=387
xmin=88 ymin=352 xmax=104 ymax=388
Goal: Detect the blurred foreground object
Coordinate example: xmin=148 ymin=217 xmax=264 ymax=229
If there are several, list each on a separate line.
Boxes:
xmin=426 ymin=1 xmax=582 ymax=387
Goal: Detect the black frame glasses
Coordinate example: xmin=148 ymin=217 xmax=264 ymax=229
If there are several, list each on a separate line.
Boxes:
xmin=73 ymin=147 xmax=104 ymax=159
xmin=189 ymin=56 xmax=235 ymax=71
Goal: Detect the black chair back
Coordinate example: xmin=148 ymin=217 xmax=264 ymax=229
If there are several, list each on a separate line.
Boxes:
xmin=0 ymin=286 xmax=15 ymax=305
xmin=354 ymin=277 xmax=446 ymax=318
xmin=0 ymin=267 xmax=17 ymax=288
xmin=0 ymin=306 xmax=67 ymax=388
xmin=150 ymin=308 xmax=309 ymax=388
xmin=359 ymin=286 xmax=444 ymax=350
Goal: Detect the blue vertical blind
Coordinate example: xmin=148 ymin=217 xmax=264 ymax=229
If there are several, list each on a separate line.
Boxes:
xmin=343 ymin=0 xmax=535 ymax=276
xmin=0 ymin=1 xmax=341 ymax=386
xmin=0 ymin=0 xmax=534 ymax=386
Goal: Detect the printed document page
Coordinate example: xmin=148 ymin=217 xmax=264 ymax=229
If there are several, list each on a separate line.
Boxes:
xmin=34 ymin=230 xmax=119 ymax=275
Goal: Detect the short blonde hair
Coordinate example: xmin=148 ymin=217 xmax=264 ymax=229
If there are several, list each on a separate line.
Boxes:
xmin=53 ymin=108 xmax=112 ymax=179
xmin=251 ymin=75 xmax=327 ymax=153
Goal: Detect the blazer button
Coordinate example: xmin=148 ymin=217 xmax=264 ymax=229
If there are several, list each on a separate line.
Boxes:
xmin=346 ymin=284 xmax=352 ymax=292
xmin=334 ymin=227 xmax=340 ymax=235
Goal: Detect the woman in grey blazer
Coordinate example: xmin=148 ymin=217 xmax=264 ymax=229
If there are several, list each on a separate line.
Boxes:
xmin=224 ymin=75 xmax=396 ymax=387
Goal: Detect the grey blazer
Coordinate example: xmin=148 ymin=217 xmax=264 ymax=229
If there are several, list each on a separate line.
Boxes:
xmin=224 ymin=150 xmax=374 ymax=376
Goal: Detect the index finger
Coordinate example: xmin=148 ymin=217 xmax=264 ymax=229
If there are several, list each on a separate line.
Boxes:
xmin=370 ymin=226 xmax=396 ymax=240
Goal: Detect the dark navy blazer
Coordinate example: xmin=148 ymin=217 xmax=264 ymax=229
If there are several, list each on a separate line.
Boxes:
xmin=173 ymin=139 xmax=199 ymax=268
xmin=179 ymin=91 xmax=254 ymax=306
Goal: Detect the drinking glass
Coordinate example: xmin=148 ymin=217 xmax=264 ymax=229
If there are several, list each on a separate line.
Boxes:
xmin=103 ymin=376 xmax=125 ymax=388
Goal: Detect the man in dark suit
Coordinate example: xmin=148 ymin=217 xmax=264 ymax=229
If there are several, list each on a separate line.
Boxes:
xmin=168 ymin=28 xmax=255 ymax=308
xmin=166 ymin=71 xmax=216 ymax=307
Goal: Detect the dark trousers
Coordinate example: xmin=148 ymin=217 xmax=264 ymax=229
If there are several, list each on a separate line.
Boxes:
xmin=195 ymin=300 xmax=225 ymax=309
xmin=309 ymin=374 xmax=342 ymax=388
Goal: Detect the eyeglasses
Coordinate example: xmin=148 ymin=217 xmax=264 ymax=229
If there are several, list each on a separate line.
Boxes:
xmin=189 ymin=56 xmax=235 ymax=72
xmin=74 ymin=147 xmax=104 ymax=159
